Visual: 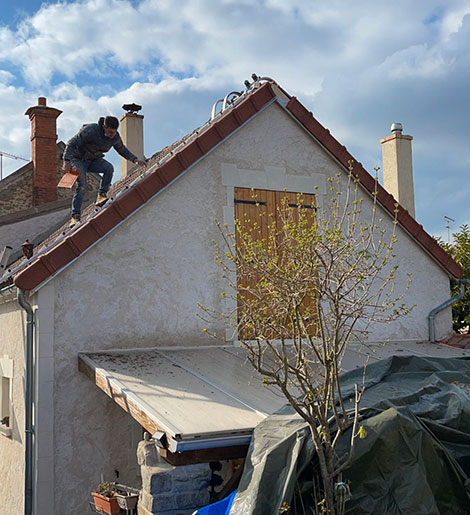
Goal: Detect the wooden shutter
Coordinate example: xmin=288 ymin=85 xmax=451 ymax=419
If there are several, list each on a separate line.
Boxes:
xmin=234 ymin=187 xmax=317 ymax=339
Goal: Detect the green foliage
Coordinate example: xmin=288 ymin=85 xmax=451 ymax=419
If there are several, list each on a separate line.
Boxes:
xmin=95 ymin=482 xmax=117 ymax=498
xmin=441 ymin=224 xmax=470 ymax=333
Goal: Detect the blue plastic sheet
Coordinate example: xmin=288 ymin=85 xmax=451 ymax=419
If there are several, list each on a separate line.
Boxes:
xmin=195 ymin=489 xmax=237 ymax=514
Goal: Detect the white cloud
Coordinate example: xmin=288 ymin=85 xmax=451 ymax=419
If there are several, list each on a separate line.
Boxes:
xmin=0 ymin=70 xmax=14 ymax=84
xmin=1 ymin=0 xmax=470 ymax=233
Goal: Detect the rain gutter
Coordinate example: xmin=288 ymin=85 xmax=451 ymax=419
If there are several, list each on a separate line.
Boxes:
xmin=428 ymin=278 xmax=470 ymax=342
xmin=17 ymin=289 xmax=34 ymax=515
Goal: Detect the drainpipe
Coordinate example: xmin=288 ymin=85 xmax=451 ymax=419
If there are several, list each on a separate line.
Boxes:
xmin=428 ymin=278 xmax=470 ymax=342
xmin=17 ymin=289 xmax=34 ymax=515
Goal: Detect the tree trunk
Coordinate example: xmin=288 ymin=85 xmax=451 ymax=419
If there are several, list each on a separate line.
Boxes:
xmin=309 ymin=424 xmax=336 ymax=514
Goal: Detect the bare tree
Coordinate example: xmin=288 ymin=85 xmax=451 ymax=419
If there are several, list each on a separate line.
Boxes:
xmin=201 ymin=166 xmax=412 ymax=514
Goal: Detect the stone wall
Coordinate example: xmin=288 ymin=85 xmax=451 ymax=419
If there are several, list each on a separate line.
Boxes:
xmin=137 ymin=441 xmax=211 ymax=515
xmin=0 ymin=145 xmax=99 ymax=218
xmin=0 ymin=167 xmax=34 ymax=216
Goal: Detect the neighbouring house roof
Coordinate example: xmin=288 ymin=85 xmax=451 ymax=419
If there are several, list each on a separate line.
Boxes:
xmin=3 ymin=80 xmax=462 ymax=292
xmin=0 ymin=199 xmax=71 ymax=267
xmin=79 ymin=341 xmax=469 ymax=461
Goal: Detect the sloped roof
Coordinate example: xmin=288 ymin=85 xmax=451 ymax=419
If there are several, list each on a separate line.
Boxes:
xmin=6 ymin=80 xmax=462 ymax=291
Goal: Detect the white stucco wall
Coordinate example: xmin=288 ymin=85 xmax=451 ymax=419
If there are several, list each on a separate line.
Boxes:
xmin=0 ymin=295 xmax=25 ymax=515
xmin=44 ymin=101 xmax=452 ymax=513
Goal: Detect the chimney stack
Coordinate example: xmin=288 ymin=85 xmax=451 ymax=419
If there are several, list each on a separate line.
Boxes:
xmin=25 ymin=97 xmax=62 ymax=205
xmin=120 ymin=107 xmax=144 ymax=179
xmin=380 ymin=123 xmax=415 ymax=218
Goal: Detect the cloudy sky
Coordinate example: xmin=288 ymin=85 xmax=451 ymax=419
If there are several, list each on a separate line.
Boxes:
xmin=1 ymin=0 xmax=469 ymax=240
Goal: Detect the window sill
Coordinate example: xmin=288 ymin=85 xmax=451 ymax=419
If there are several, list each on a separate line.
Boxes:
xmin=0 ymin=425 xmax=12 ymax=438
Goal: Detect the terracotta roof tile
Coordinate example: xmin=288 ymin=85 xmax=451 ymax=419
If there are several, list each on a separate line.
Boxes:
xmin=8 ymin=81 xmax=461 ymax=291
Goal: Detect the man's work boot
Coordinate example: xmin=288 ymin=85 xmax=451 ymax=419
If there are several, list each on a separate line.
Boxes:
xmin=95 ymin=193 xmax=109 ymax=207
xmin=69 ymin=214 xmax=81 ymax=228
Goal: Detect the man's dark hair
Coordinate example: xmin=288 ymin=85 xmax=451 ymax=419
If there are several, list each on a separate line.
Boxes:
xmin=104 ymin=116 xmax=119 ymax=129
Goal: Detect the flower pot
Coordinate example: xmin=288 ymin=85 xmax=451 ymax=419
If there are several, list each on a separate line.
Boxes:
xmin=91 ymin=492 xmax=120 ymax=515
xmin=116 ymin=492 xmax=138 ymax=510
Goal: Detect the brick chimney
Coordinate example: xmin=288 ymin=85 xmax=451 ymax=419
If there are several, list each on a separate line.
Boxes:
xmin=25 ymin=97 xmax=62 ymax=205
xmin=120 ymin=110 xmax=144 ymax=179
xmin=380 ymin=123 xmax=415 ymax=218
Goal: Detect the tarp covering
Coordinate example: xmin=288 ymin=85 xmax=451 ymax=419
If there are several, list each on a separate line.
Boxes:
xmin=230 ymin=356 xmax=470 ymax=515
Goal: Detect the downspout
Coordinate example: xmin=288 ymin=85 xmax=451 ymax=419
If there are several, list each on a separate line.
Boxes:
xmin=428 ymin=278 xmax=470 ymax=342
xmin=17 ymin=288 xmax=34 ymax=515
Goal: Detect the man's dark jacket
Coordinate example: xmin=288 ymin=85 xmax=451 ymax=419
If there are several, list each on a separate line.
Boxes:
xmin=63 ymin=117 xmax=137 ymax=162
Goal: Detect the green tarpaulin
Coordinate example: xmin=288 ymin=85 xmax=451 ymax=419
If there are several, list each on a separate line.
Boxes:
xmin=231 ymin=356 xmax=470 ymax=515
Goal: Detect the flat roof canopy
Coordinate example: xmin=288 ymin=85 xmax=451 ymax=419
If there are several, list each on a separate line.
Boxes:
xmin=78 ymin=342 xmax=468 ymax=462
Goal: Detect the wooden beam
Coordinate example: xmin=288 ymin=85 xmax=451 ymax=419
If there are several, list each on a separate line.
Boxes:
xmin=159 ymin=444 xmax=249 ymax=466
xmin=78 ymin=354 xmax=167 ymax=438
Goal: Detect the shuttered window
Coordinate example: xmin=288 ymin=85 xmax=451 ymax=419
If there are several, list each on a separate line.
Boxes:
xmin=234 ymin=187 xmax=317 ymax=340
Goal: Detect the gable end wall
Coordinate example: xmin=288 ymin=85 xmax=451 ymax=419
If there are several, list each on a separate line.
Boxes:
xmin=46 ymin=101 xmax=452 ymax=513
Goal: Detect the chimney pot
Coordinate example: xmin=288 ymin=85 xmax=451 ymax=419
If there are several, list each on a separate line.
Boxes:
xmin=38 ymin=97 xmax=47 ymax=106
xmin=390 ymin=122 xmax=403 ymax=135
xmin=22 ymin=240 xmax=34 ymax=259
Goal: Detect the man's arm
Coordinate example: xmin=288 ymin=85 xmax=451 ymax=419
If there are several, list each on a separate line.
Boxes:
xmin=113 ymin=136 xmax=140 ymax=162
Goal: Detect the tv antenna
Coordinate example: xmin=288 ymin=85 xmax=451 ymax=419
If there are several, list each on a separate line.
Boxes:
xmin=444 ymin=215 xmax=455 ymax=244
xmin=0 ymin=150 xmax=29 ymax=180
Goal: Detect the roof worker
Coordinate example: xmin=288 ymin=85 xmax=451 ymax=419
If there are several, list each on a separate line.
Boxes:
xmin=63 ymin=115 xmax=146 ymax=228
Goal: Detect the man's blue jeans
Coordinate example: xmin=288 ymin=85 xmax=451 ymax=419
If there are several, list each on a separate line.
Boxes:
xmin=71 ymin=158 xmax=113 ymax=215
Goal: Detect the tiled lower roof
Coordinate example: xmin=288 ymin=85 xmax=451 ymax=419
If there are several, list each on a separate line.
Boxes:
xmin=9 ymin=80 xmax=462 ymax=291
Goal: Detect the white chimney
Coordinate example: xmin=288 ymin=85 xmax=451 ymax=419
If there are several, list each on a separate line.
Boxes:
xmin=380 ymin=123 xmax=415 ymax=218
xmin=120 ymin=108 xmax=144 ymax=179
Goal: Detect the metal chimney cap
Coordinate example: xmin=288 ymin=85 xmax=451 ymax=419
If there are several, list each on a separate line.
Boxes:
xmin=122 ymin=103 xmax=142 ymax=114
xmin=390 ymin=122 xmax=403 ymax=134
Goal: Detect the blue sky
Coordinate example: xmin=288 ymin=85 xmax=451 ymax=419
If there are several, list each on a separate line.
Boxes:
xmin=1 ymin=0 xmax=470 ymax=240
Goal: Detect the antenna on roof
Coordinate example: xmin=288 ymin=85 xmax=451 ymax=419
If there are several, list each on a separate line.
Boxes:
xmin=444 ymin=215 xmax=455 ymax=244
xmin=0 ymin=150 xmax=29 ymax=180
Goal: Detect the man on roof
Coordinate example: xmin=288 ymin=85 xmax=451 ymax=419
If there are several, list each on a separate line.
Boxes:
xmin=63 ymin=115 xmax=146 ymax=228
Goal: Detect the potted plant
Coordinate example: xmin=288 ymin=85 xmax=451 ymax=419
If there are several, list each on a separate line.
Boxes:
xmin=91 ymin=482 xmax=120 ymax=515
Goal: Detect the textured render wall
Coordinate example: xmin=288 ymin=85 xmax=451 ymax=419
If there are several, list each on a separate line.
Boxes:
xmin=0 ymin=298 xmax=25 ymax=515
xmin=48 ymin=101 xmax=453 ymax=512
xmin=51 ymin=303 xmax=142 ymax=515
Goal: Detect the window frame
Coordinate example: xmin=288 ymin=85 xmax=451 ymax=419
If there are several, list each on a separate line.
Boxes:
xmin=0 ymin=355 xmax=13 ymax=438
